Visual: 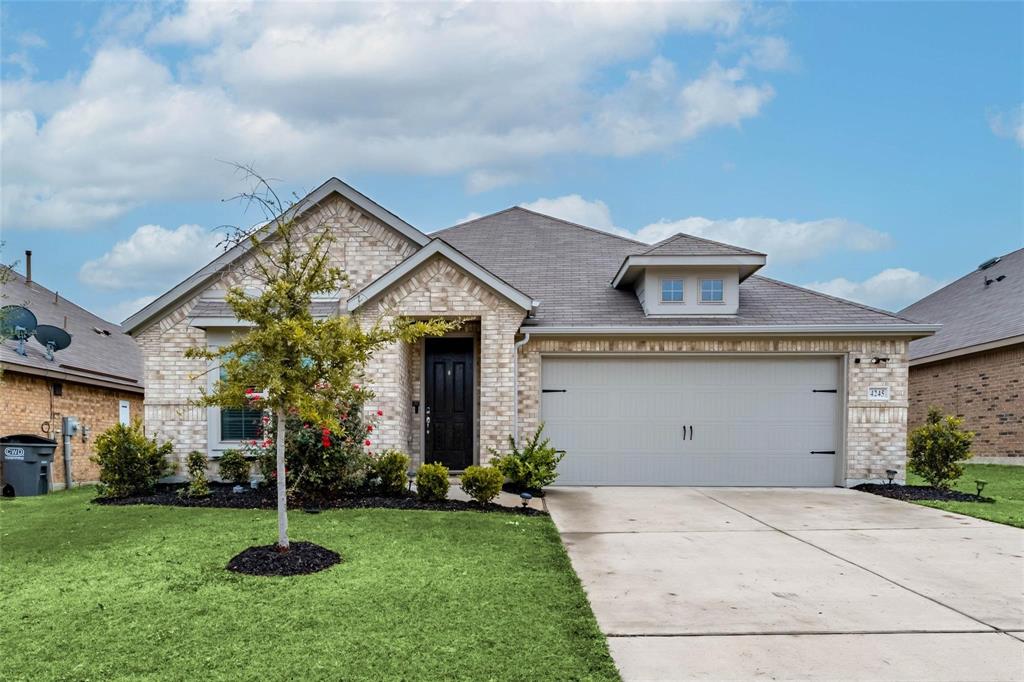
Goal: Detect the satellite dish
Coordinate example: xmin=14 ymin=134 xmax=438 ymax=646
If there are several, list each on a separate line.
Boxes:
xmin=0 ymin=305 xmax=38 ymax=356
xmin=33 ymin=324 xmax=72 ymax=361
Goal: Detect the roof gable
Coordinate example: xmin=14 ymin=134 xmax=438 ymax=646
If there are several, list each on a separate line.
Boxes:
xmin=123 ymin=178 xmax=431 ymax=334
xmin=642 ymin=233 xmax=765 ymax=257
xmin=347 ymin=239 xmax=535 ymax=312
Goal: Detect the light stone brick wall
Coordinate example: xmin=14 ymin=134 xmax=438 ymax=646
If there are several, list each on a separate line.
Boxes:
xmin=133 ymin=194 xmax=419 ymax=473
xmin=355 ymin=256 xmax=526 ymax=465
xmin=516 ymin=336 xmax=911 ymax=485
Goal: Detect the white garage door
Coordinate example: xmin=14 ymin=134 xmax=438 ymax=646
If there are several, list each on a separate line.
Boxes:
xmin=541 ymin=356 xmax=842 ymax=487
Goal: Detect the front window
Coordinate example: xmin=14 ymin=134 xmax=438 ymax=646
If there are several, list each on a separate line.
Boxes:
xmin=700 ymin=279 xmax=724 ymax=303
xmin=661 ymin=278 xmax=684 ymax=302
xmin=219 ymin=355 xmax=263 ymax=442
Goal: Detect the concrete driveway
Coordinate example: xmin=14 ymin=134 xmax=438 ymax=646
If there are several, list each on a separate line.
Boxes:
xmin=546 ymin=487 xmax=1024 ymax=681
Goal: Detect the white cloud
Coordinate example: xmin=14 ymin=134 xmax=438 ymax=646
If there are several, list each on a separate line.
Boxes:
xmin=802 ymin=268 xmax=945 ymax=312
xmin=988 ymin=104 xmax=1024 ymax=148
xmin=2 ymin=1 xmax=788 ymax=229
xmin=101 ymin=295 xmax=157 ymax=325
xmin=79 ymin=223 xmax=222 ymax=291
xmin=519 ymin=195 xmax=623 ymax=234
xmin=635 ymin=216 xmax=892 ymax=263
xmin=502 ymin=195 xmax=891 ymax=265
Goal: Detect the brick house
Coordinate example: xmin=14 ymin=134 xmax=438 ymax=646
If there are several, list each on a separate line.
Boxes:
xmin=900 ymin=248 xmax=1023 ymax=461
xmin=1 ymin=259 xmax=144 ymax=489
xmin=124 ymin=178 xmax=937 ymax=487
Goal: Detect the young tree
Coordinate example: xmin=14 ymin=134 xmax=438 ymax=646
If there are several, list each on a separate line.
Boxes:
xmin=187 ymin=170 xmax=457 ymax=550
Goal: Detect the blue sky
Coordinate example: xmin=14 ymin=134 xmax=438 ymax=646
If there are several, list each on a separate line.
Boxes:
xmin=1 ymin=1 xmax=1021 ymax=323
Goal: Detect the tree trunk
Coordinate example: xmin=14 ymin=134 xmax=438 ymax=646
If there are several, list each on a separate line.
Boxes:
xmin=276 ymin=407 xmax=289 ymax=550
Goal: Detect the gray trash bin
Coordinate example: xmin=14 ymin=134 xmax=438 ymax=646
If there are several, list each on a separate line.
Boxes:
xmin=1 ymin=434 xmax=58 ymax=497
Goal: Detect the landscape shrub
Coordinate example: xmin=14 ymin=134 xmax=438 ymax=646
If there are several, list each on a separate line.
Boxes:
xmin=251 ymin=399 xmax=376 ymax=501
xmin=460 ymin=465 xmax=504 ymax=504
xmin=373 ymin=450 xmax=410 ymax=496
xmin=415 ymin=462 xmax=449 ymax=502
xmin=908 ymin=407 xmax=975 ymax=489
xmin=182 ymin=450 xmax=210 ymax=498
xmin=218 ymin=449 xmax=251 ymax=485
xmin=488 ymin=423 xmax=564 ymax=492
xmin=92 ymin=420 xmax=173 ymax=498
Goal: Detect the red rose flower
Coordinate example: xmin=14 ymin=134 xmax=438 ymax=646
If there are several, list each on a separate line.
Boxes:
xmin=366 ymin=425 xmax=373 ymax=432
xmin=377 ymin=409 xmax=383 ymax=416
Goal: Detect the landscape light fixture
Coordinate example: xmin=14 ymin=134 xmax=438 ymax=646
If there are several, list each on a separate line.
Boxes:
xmin=886 ymin=469 xmax=897 ymax=485
xmin=520 ymin=492 xmax=533 ymax=509
xmin=407 ymin=468 xmax=417 ymax=491
xmin=975 ymin=480 xmax=987 ymax=497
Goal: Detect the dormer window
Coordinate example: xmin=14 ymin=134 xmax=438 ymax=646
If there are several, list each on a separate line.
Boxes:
xmin=661 ymin=278 xmax=684 ymax=302
xmin=700 ymin=278 xmax=724 ymax=303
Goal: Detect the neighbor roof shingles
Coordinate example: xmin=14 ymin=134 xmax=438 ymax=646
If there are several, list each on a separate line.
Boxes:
xmin=434 ymin=207 xmax=916 ymax=328
xmin=1 ymin=271 xmax=143 ymax=390
xmin=900 ymin=248 xmax=1024 ymax=361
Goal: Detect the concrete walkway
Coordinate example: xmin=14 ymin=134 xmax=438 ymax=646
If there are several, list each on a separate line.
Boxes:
xmin=546 ymin=487 xmax=1024 ymax=681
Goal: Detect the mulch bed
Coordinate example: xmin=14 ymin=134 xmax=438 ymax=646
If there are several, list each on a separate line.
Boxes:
xmin=226 ymin=541 xmax=341 ymax=576
xmin=854 ymin=483 xmax=992 ymax=503
xmin=93 ymin=482 xmax=547 ymax=516
xmin=501 ymin=483 xmax=546 ymax=498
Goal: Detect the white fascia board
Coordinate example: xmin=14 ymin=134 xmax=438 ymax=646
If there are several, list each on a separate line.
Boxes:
xmin=909 ymin=334 xmax=1024 ymax=366
xmin=123 ymin=177 xmax=430 ymax=335
xmin=611 ymin=254 xmax=767 ymax=288
xmin=522 ymin=324 xmax=941 ymax=338
xmin=346 ymin=240 xmax=534 ymax=312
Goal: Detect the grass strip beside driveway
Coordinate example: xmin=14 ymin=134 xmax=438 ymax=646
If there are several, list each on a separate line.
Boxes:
xmin=908 ymin=463 xmax=1024 ymax=528
xmin=1 ymin=487 xmax=618 ymax=681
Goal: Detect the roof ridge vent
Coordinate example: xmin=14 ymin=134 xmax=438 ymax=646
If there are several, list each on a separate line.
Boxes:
xmin=978 ymin=256 xmax=1002 ymax=270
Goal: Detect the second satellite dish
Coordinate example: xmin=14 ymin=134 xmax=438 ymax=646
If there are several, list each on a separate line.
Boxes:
xmin=0 ymin=305 xmax=38 ymax=356
xmin=34 ymin=324 xmax=72 ymax=361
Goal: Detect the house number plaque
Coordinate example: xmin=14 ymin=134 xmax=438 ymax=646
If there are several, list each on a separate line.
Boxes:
xmin=867 ymin=386 xmax=890 ymax=401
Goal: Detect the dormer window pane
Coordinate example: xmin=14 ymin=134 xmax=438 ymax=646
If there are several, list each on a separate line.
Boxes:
xmin=661 ymin=278 xmax=684 ymax=302
xmin=701 ymin=279 xmax=724 ymax=302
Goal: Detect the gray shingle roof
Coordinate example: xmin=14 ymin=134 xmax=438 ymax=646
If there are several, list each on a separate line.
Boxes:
xmin=189 ymin=298 xmax=341 ymax=319
xmin=900 ymin=248 xmax=1024 ymax=361
xmin=434 ymin=207 xmax=918 ymax=329
xmin=642 ymin=232 xmax=765 ymax=257
xmin=1 ymin=270 xmax=143 ymax=391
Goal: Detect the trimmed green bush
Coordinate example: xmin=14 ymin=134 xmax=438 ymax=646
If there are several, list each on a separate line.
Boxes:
xmin=460 ymin=465 xmax=504 ymax=504
xmin=218 ymin=449 xmax=250 ymax=485
xmin=182 ymin=450 xmax=210 ymax=498
xmin=92 ymin=420 xmax=173 ymax=498
xmin=489 ymin=423 xmax=564 ymax=492
xmin=373 ymin=450 xmax=410 ymax=496
xmin=415 ymin=462 xmax=449 ymax=502
xmin=908 ymin=407 xmax=975 ymax=489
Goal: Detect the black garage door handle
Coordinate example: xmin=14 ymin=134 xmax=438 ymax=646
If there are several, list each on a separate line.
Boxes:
xmin=810 ymin=450 xmax=836 ymax=454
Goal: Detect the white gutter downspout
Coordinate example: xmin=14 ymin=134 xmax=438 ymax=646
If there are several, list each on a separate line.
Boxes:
xmin=512 ymin=331 xmax=531 ymax=445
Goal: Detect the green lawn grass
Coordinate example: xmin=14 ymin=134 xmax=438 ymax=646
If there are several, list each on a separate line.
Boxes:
xmin=907 ymin=463 xmax=1024 ymax=528
xmin=0 ymin=488 xmax=618 ymax=681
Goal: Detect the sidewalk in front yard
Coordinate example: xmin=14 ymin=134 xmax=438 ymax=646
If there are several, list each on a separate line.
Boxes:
xmin=547 ymin=486 xmax=1024 ymax=682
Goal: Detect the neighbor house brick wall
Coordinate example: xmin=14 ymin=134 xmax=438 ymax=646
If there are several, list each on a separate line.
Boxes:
xmin=132 ymin=194 xmax=418 ymax=473
xmin=908 ymin=343 xmax=1023 ymax=457
xmin=0 ymin=370 xmax=143 ymax=487
xmin=355 ymin=256 xmax=526 ymax=465
xmin=517 ymin=336 xmax=911 ymax=485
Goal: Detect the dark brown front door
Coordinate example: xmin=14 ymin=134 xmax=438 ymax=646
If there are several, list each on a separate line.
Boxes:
xmin=424 ymin=338 xmax=474 ymax=470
